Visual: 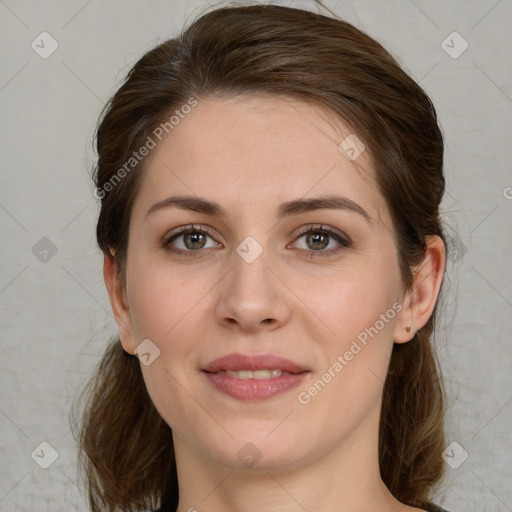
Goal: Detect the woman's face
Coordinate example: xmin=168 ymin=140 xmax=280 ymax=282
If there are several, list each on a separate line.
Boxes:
xmin=116 ymin=94 xmax=411 ymax=471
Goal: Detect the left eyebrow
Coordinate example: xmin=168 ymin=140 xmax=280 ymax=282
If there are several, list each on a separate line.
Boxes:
xmin=277 ymin=195 xmax=372 ymax=224
xmin=145 ymin=194 xmax=372 ymax=224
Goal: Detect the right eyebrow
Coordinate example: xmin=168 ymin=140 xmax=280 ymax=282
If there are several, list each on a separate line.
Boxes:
xmin=145 ymin=195 xmax=226 ymax=219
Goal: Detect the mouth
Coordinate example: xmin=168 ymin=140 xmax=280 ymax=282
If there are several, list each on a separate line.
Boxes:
xmin=216 ymin=369 xmax=292 ymax=379
xmin=202 ymin=353 xmax=310 ymax=401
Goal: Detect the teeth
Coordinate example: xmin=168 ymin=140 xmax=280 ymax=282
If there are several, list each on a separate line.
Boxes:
xmin=224 ymin=369 xmax=283 ymax=379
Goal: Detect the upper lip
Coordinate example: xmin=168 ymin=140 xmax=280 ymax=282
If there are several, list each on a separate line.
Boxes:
xmin=203 ymin=353 xmax=309 ymax=374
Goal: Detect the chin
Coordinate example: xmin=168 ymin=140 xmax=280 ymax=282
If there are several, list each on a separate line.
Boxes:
xmin=194 ymin=426 xmax=313 ymax=473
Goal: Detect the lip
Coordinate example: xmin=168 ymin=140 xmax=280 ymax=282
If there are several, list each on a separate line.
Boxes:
xmin=202 ymin=353 xmax=310 ymax=401
xmin=203 ymin=353 xmax=309 ymax=373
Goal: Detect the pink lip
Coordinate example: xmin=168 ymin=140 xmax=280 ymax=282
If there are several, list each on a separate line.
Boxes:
xmin=203 ymin=353 xmax=308 ymax=373
xmin=202 ymin=353 xmax=310 ymax=401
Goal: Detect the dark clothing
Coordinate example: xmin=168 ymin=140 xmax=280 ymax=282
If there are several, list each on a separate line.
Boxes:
xmin=425 ymin=504 xmax=450 ymax=512
xmin=157 ymin=503 xmax=450 ymax=511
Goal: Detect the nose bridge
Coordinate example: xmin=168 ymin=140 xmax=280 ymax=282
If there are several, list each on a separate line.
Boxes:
xmin=215 ymin=234 xmax=290 ymax=330
xmin=230 ymin=235 xmax=274 ymax=300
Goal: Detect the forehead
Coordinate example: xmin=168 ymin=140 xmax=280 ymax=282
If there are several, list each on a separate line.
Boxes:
xmin=132 ymin=93 xmax=386 ymax=224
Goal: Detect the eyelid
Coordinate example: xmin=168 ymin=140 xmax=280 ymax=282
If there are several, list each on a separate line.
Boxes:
xmin=163 ymin=223 xmax=352 ymax=257
xmin=164 ymin=223 xmax=218 ymax=243
xmin=290 ymin=224 xmax=352 ymax=246
xmin=288 ymin=224 xmax=352 ymax=256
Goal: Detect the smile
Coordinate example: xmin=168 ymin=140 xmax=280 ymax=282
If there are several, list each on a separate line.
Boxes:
xmin=202 ymin=353 xmax=310 ymax=401
xmin=220 ymin=369 xmax=288 ymax=379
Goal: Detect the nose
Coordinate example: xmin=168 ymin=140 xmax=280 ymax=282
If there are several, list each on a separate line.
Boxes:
xmin=215 ymin=247 xmax=292 ymax=333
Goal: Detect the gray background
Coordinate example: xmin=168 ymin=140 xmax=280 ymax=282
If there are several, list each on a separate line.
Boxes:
xmin=1 ymin=0 xmax=511 ymax=510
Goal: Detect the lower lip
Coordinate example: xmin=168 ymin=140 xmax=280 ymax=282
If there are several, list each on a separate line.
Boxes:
xmin=203 ymin=371 xmax=309 ymax=401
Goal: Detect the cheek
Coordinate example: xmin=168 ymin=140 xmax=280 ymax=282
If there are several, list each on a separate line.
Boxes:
xmin=294 ymin=279 xmax=398 ymax=433
xmin=128 ymin=265 xmax=208 ymax=431
xmin=126 ymin=254 xmax=204 ymax=342
xmin=298 ymin=256 xmax=401 ymax=349
xmin=294 ymin=246 xmax=402 ymax=410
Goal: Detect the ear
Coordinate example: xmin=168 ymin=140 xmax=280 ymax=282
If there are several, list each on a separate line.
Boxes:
xmin=393 ymin=235 xmax=445 ymax=343
xmin=103 ymin=251 xmax=137 ymax=355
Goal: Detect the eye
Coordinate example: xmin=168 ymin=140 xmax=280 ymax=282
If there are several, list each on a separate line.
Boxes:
xmin=291 ymin=225 xmax=352 ymax=257
xmin=163 ymin=223 xmax=351 ymax=258
xmin=164 ymin=224 xmax=221 ymax=255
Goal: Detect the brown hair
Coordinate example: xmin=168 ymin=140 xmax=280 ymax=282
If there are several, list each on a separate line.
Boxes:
xmin=74 ymin=3 xmax=447 ymax=511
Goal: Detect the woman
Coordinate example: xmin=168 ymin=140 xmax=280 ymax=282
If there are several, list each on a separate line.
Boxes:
xmin=75 ymin=4 xmax=451 ymax=511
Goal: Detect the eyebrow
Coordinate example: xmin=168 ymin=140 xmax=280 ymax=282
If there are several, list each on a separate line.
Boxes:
xmin=145 ymin=194 xmax=372 ymax=223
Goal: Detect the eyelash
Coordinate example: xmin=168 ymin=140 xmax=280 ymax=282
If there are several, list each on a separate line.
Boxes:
xmin=163 ymin=223 xmax=352 ymax=258
xmin=293 ymin=224 xmax=352 ymax=258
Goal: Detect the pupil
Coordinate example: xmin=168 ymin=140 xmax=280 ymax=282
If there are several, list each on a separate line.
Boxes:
xmin=185 ymin=232 xmax=205 ymax=249
xmin=307 ymin=232 xmax=328 ymax=250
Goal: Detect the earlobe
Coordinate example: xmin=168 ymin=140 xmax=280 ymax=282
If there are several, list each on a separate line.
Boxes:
xmin=393 ymin=292 xmax=415 ymax=344
xmin=393 ymin=235 xmax=446 ymax=344
xmin=103 ymin=251 xmax=137 ymax=355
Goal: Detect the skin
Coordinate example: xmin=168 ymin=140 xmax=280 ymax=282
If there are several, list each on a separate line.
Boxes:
xmin=104 ymin=94 xmax=445 ymax=512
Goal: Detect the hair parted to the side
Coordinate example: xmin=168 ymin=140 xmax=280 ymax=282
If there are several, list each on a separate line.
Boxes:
xmin=73 ymin=4 xmax=447 ymax=511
